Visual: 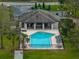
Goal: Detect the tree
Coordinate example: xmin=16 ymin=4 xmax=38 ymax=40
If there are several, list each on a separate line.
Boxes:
xmin=8 ymin=6 xmax=19 ymax=50
xmin=38 ymin=3 xmax=41 ymax=9
xmin=0 ymin=33 xmax=3 ymax=48
xmin=59 ymin=19 xmax=75 ymax=36
xmin=64 ymin=0 xmax=79 ymax=17
xmin=58 ymin=0 xmax=65 ymax=16
xmin=58 ymin=0 xmax=65 ymax=4
xmin=21 ymin=33 xmax=28 ymax=49
xmin=35 ymin=2 xmax=38 ymax=9
xmin=42 ymin=2 xmax=45 ymax=9
xmin=68 ymin=28 xmax=79 ymax=48
xmin=47 ymin=5 xmax=51 ymax=10
xmin=0 ymin=6 xmax=10 ymax=49
xmin=0 ymin=5 xmax=17 ymax=50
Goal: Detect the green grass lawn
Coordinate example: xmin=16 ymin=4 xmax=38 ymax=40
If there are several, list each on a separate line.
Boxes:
xmin=51 ymin=5 xmax=62 ymax=11
xmin=0 ymin=35 xmax=18 ymax=59
xmin=24 ymin=38 xmax=79 ymax=59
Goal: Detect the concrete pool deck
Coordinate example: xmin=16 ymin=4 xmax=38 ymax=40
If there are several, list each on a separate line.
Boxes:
xmin=20 ymin=39 xmax=64 ymax=50
xmin=22 ymin=29 xmax=60 ymax=35
xmin=20 ymin=30 xmax=64 ymax=50
xmin=20 ymin=42 xmax=64 ymax=50
xmin=24 ymin=38 xmax=64 ymax=49
xmin=20 ymin=43 xmax=64 ymax=50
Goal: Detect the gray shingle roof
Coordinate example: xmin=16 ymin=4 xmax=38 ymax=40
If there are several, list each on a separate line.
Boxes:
xmin=13 ymin=5 xmax=32 ymax=16
xmin=19 ymin=9 xmax=60 ymax=23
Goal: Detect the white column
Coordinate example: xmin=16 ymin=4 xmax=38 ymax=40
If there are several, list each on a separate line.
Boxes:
xmin=34 ymin=23 xmax=36 ymax=30
xmin=42 ymin=23 xmax=45 ymax=30
xmin=19 ymin=22 xmax=21 ymax=28
xmin=56 ymin=22 xmax=58 ymax=29
xmin=25 ymin=23 xmax=27 ymax=30
xmin=51 ymin=23 xmax=53 ymax=30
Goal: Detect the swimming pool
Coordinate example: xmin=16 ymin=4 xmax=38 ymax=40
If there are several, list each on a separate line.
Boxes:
xmin=30 ymin=32 xmax=55 ymax=48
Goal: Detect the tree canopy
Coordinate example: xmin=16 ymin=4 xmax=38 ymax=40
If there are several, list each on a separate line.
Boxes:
xmin=59 ymin=19 xmax=75 ymax=36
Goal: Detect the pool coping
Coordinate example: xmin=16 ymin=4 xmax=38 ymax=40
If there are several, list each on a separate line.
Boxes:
xmin=20 ymin=47 xmax=64 ymax=50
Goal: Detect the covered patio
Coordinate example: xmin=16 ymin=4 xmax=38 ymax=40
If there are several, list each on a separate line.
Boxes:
xmin=23 ymin=23 xmax=53 ymax=30
xmin=20 ymin=9 xmax=59 ymax=31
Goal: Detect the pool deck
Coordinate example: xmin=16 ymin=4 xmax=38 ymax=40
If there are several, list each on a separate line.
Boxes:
xmin=22 ymin=29 xmax=59 ymax=35
xmin=21 ymin=47 xmax=64 ymax=50
xmin=20 ymin=47 xmax=64 ymax=50
xmin=20 ymin=42 xmax=64 ymax=50
xmin=20 ymin=29 xmax=64 ymax=50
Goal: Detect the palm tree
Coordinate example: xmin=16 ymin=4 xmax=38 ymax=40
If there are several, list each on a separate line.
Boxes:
xmin=21 ymin=33 xmax=26 ymax=49
xmin=21 ymin=33 xmax=29 ymax=49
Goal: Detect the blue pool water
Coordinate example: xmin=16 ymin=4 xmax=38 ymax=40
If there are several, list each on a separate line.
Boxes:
xmin=30 ymin=32 xmax=54 ymax=48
